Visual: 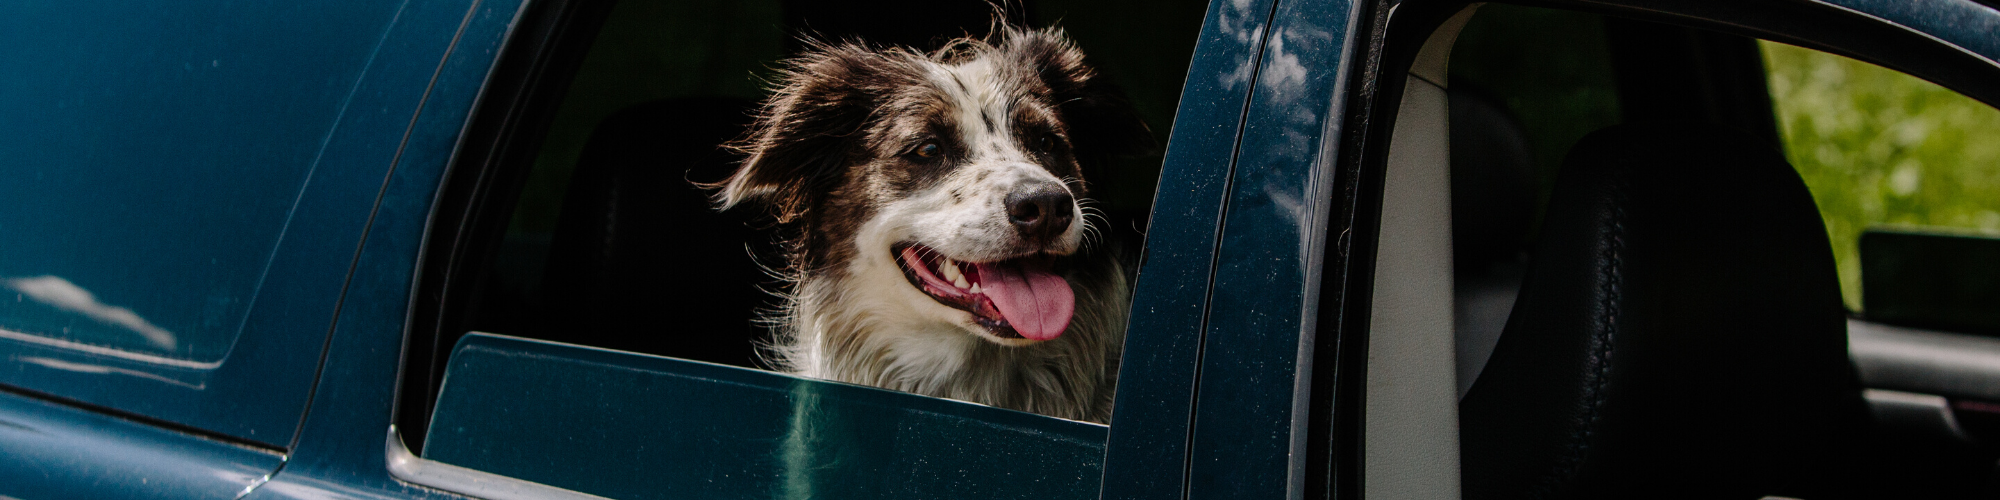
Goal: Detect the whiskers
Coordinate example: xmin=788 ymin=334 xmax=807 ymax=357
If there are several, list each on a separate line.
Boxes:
xmin=1061 ymin=175 xmax=1110 ymax=252
xmin=1076 ymin=198 xmax=1109 ymax=252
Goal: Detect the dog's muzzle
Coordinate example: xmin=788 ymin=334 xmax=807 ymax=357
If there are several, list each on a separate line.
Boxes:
xmin=894 ymin=244 xmax=1076 ymax=342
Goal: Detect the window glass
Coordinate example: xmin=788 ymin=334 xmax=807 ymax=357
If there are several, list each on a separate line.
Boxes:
xmin=425 ymin=333 xmax=1111 ymax=499
xmin=1762 ymin=41 xmax=2000 ymax=311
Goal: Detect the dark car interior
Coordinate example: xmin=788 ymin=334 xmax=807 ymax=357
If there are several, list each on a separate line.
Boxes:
xmin=1439 ymin=3 xmax=2000 ymax=497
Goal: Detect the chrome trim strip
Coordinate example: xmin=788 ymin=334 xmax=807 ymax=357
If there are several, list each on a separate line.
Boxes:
xmin=385 ymin=427 xmax=612 ymax=500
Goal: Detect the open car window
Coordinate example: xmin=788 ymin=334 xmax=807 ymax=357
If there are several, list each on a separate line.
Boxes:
xmin=397 ymin=0 xmax=1207 ymax=497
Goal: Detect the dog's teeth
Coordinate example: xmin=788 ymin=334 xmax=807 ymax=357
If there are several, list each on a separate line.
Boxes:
xmin=941 ymin=262 xmax=962 ymax=281
xmin=954 ymin=275 xmax=970 ymax=289
xmin=969 ymin=283 xmax=982 ymax=294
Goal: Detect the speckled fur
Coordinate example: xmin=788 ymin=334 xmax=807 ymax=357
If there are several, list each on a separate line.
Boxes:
xmin=714 ymin=25 xmax=1146 ymax=422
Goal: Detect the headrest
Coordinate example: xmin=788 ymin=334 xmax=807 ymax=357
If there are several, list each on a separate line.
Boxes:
xmin=1448 ymin=84 xmax=1535 ymax=270
xmin=1459 ymin=122 xmax=1868 ymax=499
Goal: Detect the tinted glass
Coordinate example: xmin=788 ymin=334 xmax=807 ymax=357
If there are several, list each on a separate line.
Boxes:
xmin=426 ymin=333 xmax=1107 ymax=499
xmin=1763 ymin=41 xmax=2000 ymax=310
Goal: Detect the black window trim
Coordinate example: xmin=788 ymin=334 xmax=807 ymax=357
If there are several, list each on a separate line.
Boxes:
xmin=397 ymin=0 xmax=617 ymax=456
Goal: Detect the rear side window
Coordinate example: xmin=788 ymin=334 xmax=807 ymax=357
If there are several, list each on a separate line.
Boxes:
xmin=403 ymin=0 xmax=1208 ymax=497
xmin=1762 ymin=41 xmax=2000 ymax=311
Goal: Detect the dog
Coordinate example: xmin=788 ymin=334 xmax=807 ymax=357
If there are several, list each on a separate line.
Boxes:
xmin=713 ymin=25 xmax=1148 ymax=423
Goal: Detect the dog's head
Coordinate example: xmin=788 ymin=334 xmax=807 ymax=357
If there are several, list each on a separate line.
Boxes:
xmin=718 ymin=26 xmax=1146 ymax=346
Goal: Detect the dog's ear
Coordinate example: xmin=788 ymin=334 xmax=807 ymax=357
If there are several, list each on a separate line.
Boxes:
xmin=1003 ymin=27 xmax=1157 ymax=176
xmin=716 ymin=44 xmax=888 ymax=222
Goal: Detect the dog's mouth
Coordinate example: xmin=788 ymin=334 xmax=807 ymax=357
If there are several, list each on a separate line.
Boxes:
xmin=893 ymin=243 xmax=1075 ymax=342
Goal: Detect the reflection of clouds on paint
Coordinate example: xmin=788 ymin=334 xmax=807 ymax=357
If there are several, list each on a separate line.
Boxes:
xmin=1259 ymin=29 xmax=1309 ymax=102
xmin=4 ymin=276 xmax=176 ymax=351
xmin=1266 ymin=182 xmax=1306 ymax=232
xmin=16 ymin=356 xmax=203 ymax=389
xmin=1260 ymin=26 xmax=1335 ymax=114
xmin=1218 ymin=0 xmax=1266 ymax=89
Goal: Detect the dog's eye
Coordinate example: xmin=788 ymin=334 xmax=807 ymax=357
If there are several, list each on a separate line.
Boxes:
xmin=1037 ymin=134 xmax=1057 ymax=152
xmin=914 ymin=142 xmax=940 ymax=158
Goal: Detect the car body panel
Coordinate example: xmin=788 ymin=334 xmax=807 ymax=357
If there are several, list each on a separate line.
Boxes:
xmin=1 ymin=0 xmax=520 ymax=497
xmin=1185 ymin=0 xmax=1361 ymax=497
xmin=244 ymin=0 xmax=529 ymax=498
xmin=0 ymin=0 xmax=508 ymax=450
xmin=1819 ymin=0 xmax=2000 ymax=64
xmin=1099 ymin=0 xmax=1281 ymax=498
xmin=0 ymin=0 xmax=482 ymax=447
xmin=0 ymin=389 xmax=284 ymax=499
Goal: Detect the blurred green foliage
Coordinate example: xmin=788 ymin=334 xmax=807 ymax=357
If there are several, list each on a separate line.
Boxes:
xmin=1762 ymin=41 xmax=2000 ymax=311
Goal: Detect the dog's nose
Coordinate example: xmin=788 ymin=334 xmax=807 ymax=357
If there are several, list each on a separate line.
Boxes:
xmin=1005 ymin=186 xmax=1076 ymax=242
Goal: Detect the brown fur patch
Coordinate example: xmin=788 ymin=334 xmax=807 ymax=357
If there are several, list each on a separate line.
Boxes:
xmin=711 ymin=24 xmax=1149 ymax=422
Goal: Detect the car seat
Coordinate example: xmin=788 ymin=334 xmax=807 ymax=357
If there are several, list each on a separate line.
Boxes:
xmin=1449 ymin=83 xmax=1537 ymax=398
xmin=1458 ymin=122 xmax=1871 ymax=499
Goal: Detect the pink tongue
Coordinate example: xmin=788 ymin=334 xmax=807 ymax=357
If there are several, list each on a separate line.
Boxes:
xmin=974 ymin=259 xmax=1075 ymax=341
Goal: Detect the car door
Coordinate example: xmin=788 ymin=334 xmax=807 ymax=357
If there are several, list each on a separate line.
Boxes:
xmin=250 ymin=0 xmax=1252 ymax=499
xmin=1109 ymin=0 xmax=1367 ymax=498
xmin=0 ymin=1 xmax=503 ymax=498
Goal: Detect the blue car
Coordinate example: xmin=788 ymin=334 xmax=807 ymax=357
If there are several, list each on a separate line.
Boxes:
xmin=4 ymin=0 xmax=1999 ymax=498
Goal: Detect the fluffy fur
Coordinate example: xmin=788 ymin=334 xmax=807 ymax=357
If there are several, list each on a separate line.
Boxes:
xmin=715 ymin=26 xmax=1147 ymax=422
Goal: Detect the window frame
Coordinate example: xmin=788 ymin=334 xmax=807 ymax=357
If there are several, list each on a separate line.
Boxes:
xmin=395 ymin=1 xmax=1266 ymax=499
xmin=390 ymin=0 xmax=2000 ymax=499
xmin=398 ymin=0 xmax=617 ymax=456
